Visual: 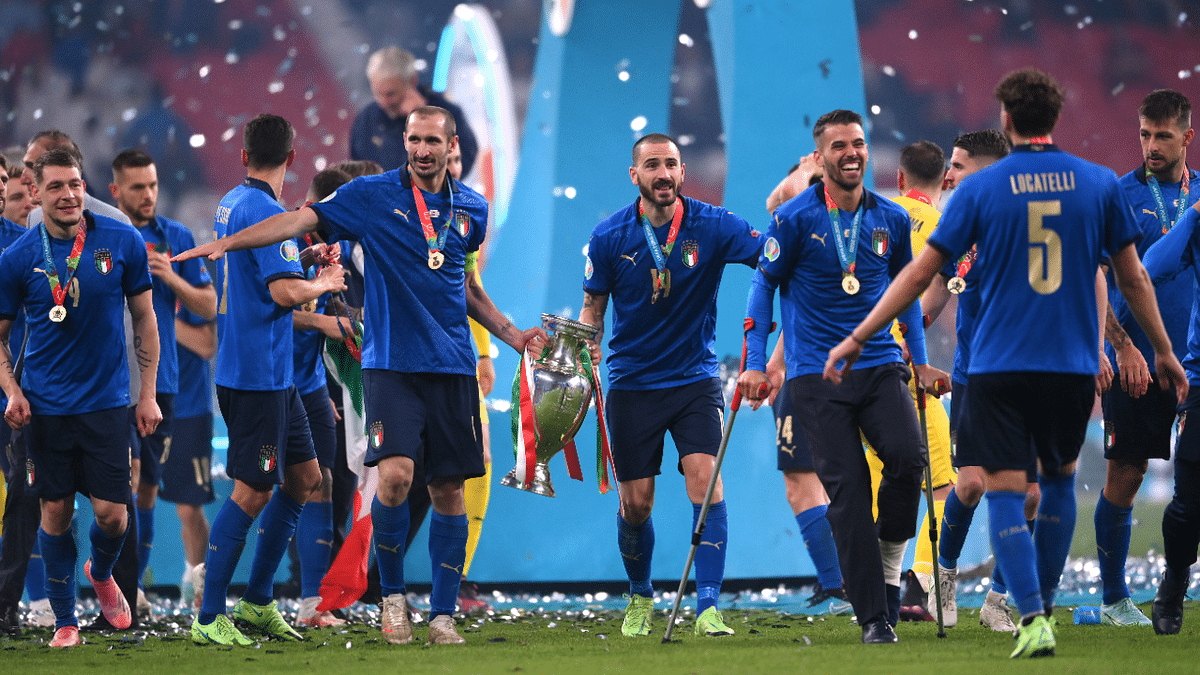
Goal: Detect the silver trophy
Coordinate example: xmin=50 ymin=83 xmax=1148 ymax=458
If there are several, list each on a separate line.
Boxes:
xmin=502 ymin=314 xmax=601 ymax=497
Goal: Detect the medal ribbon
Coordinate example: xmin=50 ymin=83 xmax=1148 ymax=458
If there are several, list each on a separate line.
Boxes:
xmin=1147 ymin=168 xmax=1191 ymax=234
xmin=823 ymin=184 xmax=863 ymax=280
xmin=408 ymin=168 xmax=455 ymax=261
xmin=638 ymin=198 xmax=683 ymax=294
xmin=903 ymin=189 xmax=932 ymax=206
xmin=956 ymin=245 xmax=977 ymax=278
xmin=39 ymin=221 xmax=87 ymax=309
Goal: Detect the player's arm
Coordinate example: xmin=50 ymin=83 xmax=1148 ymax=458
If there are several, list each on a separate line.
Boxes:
xmin=1098 ymin=262 xmax=1148 ymax=397
xmin=176 ymin=317 xmax=216 ymax=360
xmin=128 ymin=289 xmax=164 ymax=437
xmin=578 ymin=290 xmax=608 ymax=363
xmin=1096 ymin=268 xmax=1114 ymax=395
xmin=920 ymin=273 xmax=953 ymax=325
xmin=268 ymin=263 xmax=347 ymax=308
xmin=737 ymin=271 xmax=779 ymax=402
xmin=1109 ymin=243 xmax=1189 ymax=404
xmin=0 ymin=318 xmax=29 ymax=430
xmin=292 ymin=309 xmax=353 ymax=340
xmin=760 ymin=332 xmax=787 ymax=408
xmin=464 ymin=252 xmax=547 ymax=353
xmin=766 ymin=152 xmax=819 ymax=213
xmin=148 ymin=251 xmax=217 ymax=320
xmin=1142 ymin=204 xmax=1199 ymax=284
xmin=825 ymin=245 xmax=949 ymax=384
xmin=173 ymin=207 xmax=320 ymax=262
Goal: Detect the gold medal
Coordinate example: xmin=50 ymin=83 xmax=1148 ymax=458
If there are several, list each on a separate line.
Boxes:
xmin=947 ymin=276 xmax=966 ymax=295
xmin=428 ymin=251 xmax=445 ymax=270
xmin=49 ymin=305 xmax=67 ymax=323
xmin=842 ymin=275 xmax=860 ymax=295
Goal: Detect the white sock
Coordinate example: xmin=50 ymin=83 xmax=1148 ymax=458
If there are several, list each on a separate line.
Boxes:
xmin=879 ymin=539 xmax=905 ymax=587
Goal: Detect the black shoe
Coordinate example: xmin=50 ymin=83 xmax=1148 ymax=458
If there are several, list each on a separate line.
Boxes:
xmin=1152 ymin=566 xmax=1188 ymax=635
xmin=0 ymin=604 xmax=19 ymax=636
xmin=861 ymin=615 xmax=898 ymax=644
xmin=806 ymin=583 xmax=849 ymax=608
xmin=885 ymin=583 xmax=901 ymax=629
xmin=900 ymin=569 xmax=928 ymax=608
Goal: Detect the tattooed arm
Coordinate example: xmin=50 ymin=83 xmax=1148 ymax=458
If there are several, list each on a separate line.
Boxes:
xmin=1100 ymin=263 xmax=1150 ymax=398
xmin=464 ymin=256 xmax=547 ymax=354
xmin=0 ymin=318 xmax=30 ymax=430
xmin=127 ymin=290 xmax=163 ymax=437
xmin=578 ymin=291 xmax=608 ymax=363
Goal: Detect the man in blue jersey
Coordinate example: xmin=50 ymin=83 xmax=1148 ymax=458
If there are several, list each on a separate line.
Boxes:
xmin=1092 ymin=90 xmax=1197 ymax=628
xmin=174 ymin=106 xmax=543 ymax=646
xmin=578 ymin=133 xmax=762 ymax=639
xmin=109 ymin=148 xmax=216 ymax=614
xmin=189 ymin=114 xmax=347 ymax=646
xmin=827 ymin=69 xmax=1187 ymax=658
xmin=739 ymin=110 xmax=946 ymax=645
xmin=1142 ymin=203 xmax=1200 ymax=637
xmin=0 ymin=148 xmax=162 ymax=647
xmin=163 ymin=304 xmax=216 ymax=612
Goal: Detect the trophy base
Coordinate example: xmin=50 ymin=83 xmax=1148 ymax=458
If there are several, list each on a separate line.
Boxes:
xmin=500 ymin=464 xmax=555 ymax=498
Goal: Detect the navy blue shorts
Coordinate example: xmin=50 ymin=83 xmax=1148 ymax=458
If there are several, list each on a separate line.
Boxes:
xmin=133 ymin=393 xmax=175 ymax=486
xmin=301 ymin=386 xmax=338 ymax=469
xmin=27 ymin=406 xmax=131 ymax=504
xmin=605 ymin=378 xmax=723 ymax=482
xmin=951 ymin=380 xmax=1037 ymax=481
xmin=217 ymin=385 xmax=316 ymax=486
xmin=159 ymin=413 xmax=215 ymax=505
xmin=1174 ymin=385 xmax=1200 ymax=463
xmin=960 ymin=372 xmax=1093 ymax=475
xmin=1102 ymin=374 xmax=1179 ymax=461
xmin=362 ymin=369 xmax=484 ymax=480
xmin=772 ymin=380 xmax=817 ymax=471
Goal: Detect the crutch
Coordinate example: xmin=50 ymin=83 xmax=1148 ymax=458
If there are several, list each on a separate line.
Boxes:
xmin=913 ymin=364 xmax=947 ymax=638
xmin=663 ymin=318 xmax=766 ymax=643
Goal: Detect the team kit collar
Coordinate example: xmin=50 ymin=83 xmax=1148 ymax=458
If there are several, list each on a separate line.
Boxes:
xmin=903 ymin=188 xmax=933 ymax=206
xmin=242 ymin=176 xmax=278 ymax=201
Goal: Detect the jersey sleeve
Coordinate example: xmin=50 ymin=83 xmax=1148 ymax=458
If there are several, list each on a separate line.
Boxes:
xmin=0 ymin=248 xmax=24 ymax=319
xmin=757 ymin=210 xmax=796 ymax=285
xmin=1103 ymin=181 xmax=1143 ymax=258
xmin=254 ymin=239 xmax=305 ymax=284
xmin=583 ymin=230 xmax=613 ymax=295
xmin=174 ymin=227 xmax=212 ymax=287
xmin=926 ymin=187 xmax=976 ymax=261
xmin=123 ymin=228 xmax=153 ymax=296
xmin=888 ymin=209 xmax=914 ymax=279
xmin=310 ymin=179 xmax=370 ymax=243
xmin=721 ymin=210 xmax=764 ymax=267
xmin=467 ymin=200 xmax=487 ymax=253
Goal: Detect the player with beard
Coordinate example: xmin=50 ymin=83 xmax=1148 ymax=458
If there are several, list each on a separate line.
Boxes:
xmin=739 ymin=110 xmax=947 ymax=644
xmin=579 ymin=133 xmax=763 ymax=639
xmin=175 ymin=106 xmax=543 ymax=646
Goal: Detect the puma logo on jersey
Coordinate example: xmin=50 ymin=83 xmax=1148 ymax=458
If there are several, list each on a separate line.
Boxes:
xmin=394 ymin=208 xmax=411 ymax=223
xmin=440 ymin=562 xmax=464 ymax=574
xmin=700 ymin=540 xmax=724 ymax=551
xmin=33 ymin=267 xmax=53 ymax=281
xmin=1143 ymin=208 xmax=1158 ymax=218
xmin=811 ymin=233 xmax=827 ymax=246
xmin=621 ymin=252 xmax=639 ymax=266
xmin=779 ymin=445 xmax=795 ymax=458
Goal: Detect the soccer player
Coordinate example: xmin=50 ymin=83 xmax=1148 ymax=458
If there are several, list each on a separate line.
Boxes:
xmin=580 ymin=133 xmax=762 ymax=639
xmin=109 ymin=148 xmax=216 ymax=614
xmin=1094 ymin=90 xmax=1197 ymax=627
xmin=174 ymin=106 xmax=543 ymax=646
xmin=0 ymin=148 xmax=163 ymax=647
xmin=826 ymin=68 xmax=1187 ymax=658
xmin=189 ymin=114 xmax=347 ymax=646
xmin=739 ymin=110 xmax=946 ymax=644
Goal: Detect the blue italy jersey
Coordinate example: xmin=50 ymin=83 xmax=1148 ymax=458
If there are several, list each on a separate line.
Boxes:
xmin=758 ymin=184 xmax=913 ymax=377
xmin=583 ymin=197 xmax=762 ymax=389
xmin=928 ymin=144 xmax=1140 ymax=376
xmin=1107 ymin=166 xmax=1199 ymax=373
xmin=214 ymin=178 xmax=304 ymax=391
xmin=310 ymin=168 xmax=486 ymax=375
xmin=0 ymin=217 xmax=29 ymax=360
xmin=0 ymin=211 xmax=151 ymax=414
xmin=291 ymin=234 xmax=329 ymax=396
xmin=175 ymin=304 xmax=214 ymax=417
xmin=138 ymin=216 xmax=211 ymax=394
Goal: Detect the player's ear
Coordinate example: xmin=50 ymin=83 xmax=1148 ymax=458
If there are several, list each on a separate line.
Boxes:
xmin=285 ymin=149 xmax=296 ymax=168
xmin=1183 ymin=128 xmax=1194 ymax=147
xmin=896 ymin=169 xmax=906 ymax=192
xmin=241 ymin=149 xmax=250 ymax=168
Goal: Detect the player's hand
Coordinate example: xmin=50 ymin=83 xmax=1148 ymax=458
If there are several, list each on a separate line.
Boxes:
xmin=1096 ymin=351 xmax=1114 ymax=394
xmin=316 ymin=263 xmax=348 ymax=294
xmin=824 ymin=336 xmax=863 ymax=385
xmin=765 ymin=362 xmax=786 ymax=406
xmin=4 ymin=391 xmax=30 ymax=430
xmin=172 ymin=240 xmax=226 ymax=263
xmin=582 ymin=338 xmax=602 ymax=365
xmin=518 ymin=327 xmax=551 ymax=357
xmin=1155 ymin=352 xmax=1190 ymax=406
xmin=914 ymin=363 xmax=952 ymax=397
xmin=329 ymin=396 xmax=342 ymax=422
xmin=146 ymin=250 xmax=179 ymax=283
xmin=1115 ymin=342 xmax=1149 ymax=398
xmin=136 ymin=394 xmax=163 ymax=437
xmin=737 ymin=370 xmax=771 ymax=411
xmin=477 ymin=355 xmax=496 ymax=396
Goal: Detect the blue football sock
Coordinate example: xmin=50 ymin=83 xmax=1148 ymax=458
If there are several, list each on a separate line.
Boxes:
xmin=25 ymin=538 xmax=47 ymax=602
xmin=137 ymin=506 xmax=154 ymax=588
xmin=618 ymin=513 xmax=654 ymax=597
xmin=937 ymin=488 xmax=975 ymax=569
xmin=428 ymin=511 xmax=468 ymax=619
xmin=1035 ymin=472 xmax=1077 ymax=610
xmin=297 ymin=501 xmax=334 ymax=598
xmin=38 ymin=529 xmax=78 ymax=629
xmin=991 ymin=560 xmax=1008 ymax=596
xmin=694 ymin=501 xmax=727 ymax=613
xmin=243 ymin=490 xmax=303 ymax=606
xmin=372 ymin=496 xmax=410 ymax=598
xmin=199 ymin=499 xmax=254 ymax=624
xmin=88 ymin=520 xmax=126 ymax=582
xmin=986 ymin=491 xmax=1041 ymax=618
xmin=1095 ymin=492 xmax=1133 ymax=605
xmin=796 ymin=504 xmax=842 ymax=590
